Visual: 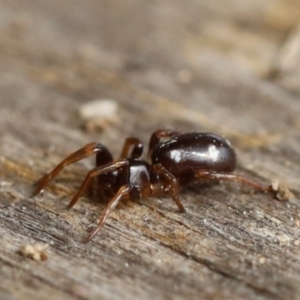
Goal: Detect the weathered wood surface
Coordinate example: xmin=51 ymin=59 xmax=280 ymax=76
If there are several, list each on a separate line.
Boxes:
xmin=1 ymin=1 xmax=300 ymax=299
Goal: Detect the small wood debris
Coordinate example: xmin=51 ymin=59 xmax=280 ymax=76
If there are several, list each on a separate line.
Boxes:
xmin=271 ymin=180 xmax=294 ymax=202
xmin=79 ymin=99 xmax=118 ymax=131
xmin=0 ymin=181 xmax=13 ymax=188
xmin=18 ymin=243 xmax=48 ymax=261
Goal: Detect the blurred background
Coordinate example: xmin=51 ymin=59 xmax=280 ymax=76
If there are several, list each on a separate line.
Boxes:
xmin=2 ymin=1 xmax=300 ymax=299
xmin=2 ymin=0 xmax=300 ymax=177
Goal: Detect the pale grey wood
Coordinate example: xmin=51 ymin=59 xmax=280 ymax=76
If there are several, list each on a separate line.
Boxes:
xmin=1 ymin=1 xmax=300 ymax=300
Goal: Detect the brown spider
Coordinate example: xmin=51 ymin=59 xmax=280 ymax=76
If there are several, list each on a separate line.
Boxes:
xmin=33 ymin=130 xmax=274 ymax=242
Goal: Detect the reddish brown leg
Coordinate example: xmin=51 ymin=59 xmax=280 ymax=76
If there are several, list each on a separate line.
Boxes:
xmin=67 ymin=159 xmax=129 ymax=209
xmin=84 ymin=185 xmax=131 ymax=243
xmin=148 ymin=129 xmax=182 ymax=159
xmin=153 ymin=164 xmax=186 ymax=212
xmin=120 ymin=137 xmax=143 ymax=158
xmin=195 ymin=170 xmax=273 ymax=194
xmin=33 ymin=143 xmax=108 ymax=196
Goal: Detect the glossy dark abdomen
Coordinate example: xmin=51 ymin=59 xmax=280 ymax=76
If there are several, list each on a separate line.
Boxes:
xmin=151 ymin=132 xmax=236 ymax=178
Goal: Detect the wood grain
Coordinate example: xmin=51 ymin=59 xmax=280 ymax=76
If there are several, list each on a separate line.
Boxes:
xmin=1 ymin=1 xmax=300 ymax=299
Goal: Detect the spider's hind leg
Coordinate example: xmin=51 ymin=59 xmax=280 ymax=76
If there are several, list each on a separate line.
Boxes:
xmin=194 ymin=170 xmax=273 ymax=194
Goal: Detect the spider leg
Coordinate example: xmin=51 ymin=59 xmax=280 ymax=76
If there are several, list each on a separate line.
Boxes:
xmin=147 ymin=129 xmax=182 ymax=159
xmin=120 ymin=137 xmax=143 ymax=158
xmin=194 ymin=170 xmax=273 ymax=194
xmin=67 ymin=159 xmax=129 ymax=209
xmin=33 ymin=143 xmax=111 ymax=196
xmin=84 ymin=185 xmax=131 ymax=243
xmin=153 ymin=164 xmax=186 ymax=212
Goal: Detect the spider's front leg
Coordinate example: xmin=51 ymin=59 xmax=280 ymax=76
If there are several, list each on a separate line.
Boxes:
xmin=33 ymin=143 xmax=113 ymax=196
xmin=67 ymin=159 xmax=129 ymax=209
xmin=68 ymin=158 xmax=131 ymax=242
xmin=120 ymin=137 xmax=143 ymax=159
xmin=84 ymin=185 xmax=131 ymax=243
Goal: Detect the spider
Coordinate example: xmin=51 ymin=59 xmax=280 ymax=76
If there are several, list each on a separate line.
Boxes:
xmin=33 ymin=130 xmax=275 ymax=242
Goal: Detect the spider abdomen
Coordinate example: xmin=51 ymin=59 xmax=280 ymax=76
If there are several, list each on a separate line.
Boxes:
xmin=151 ymin=132 xmax=236 ymax=178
